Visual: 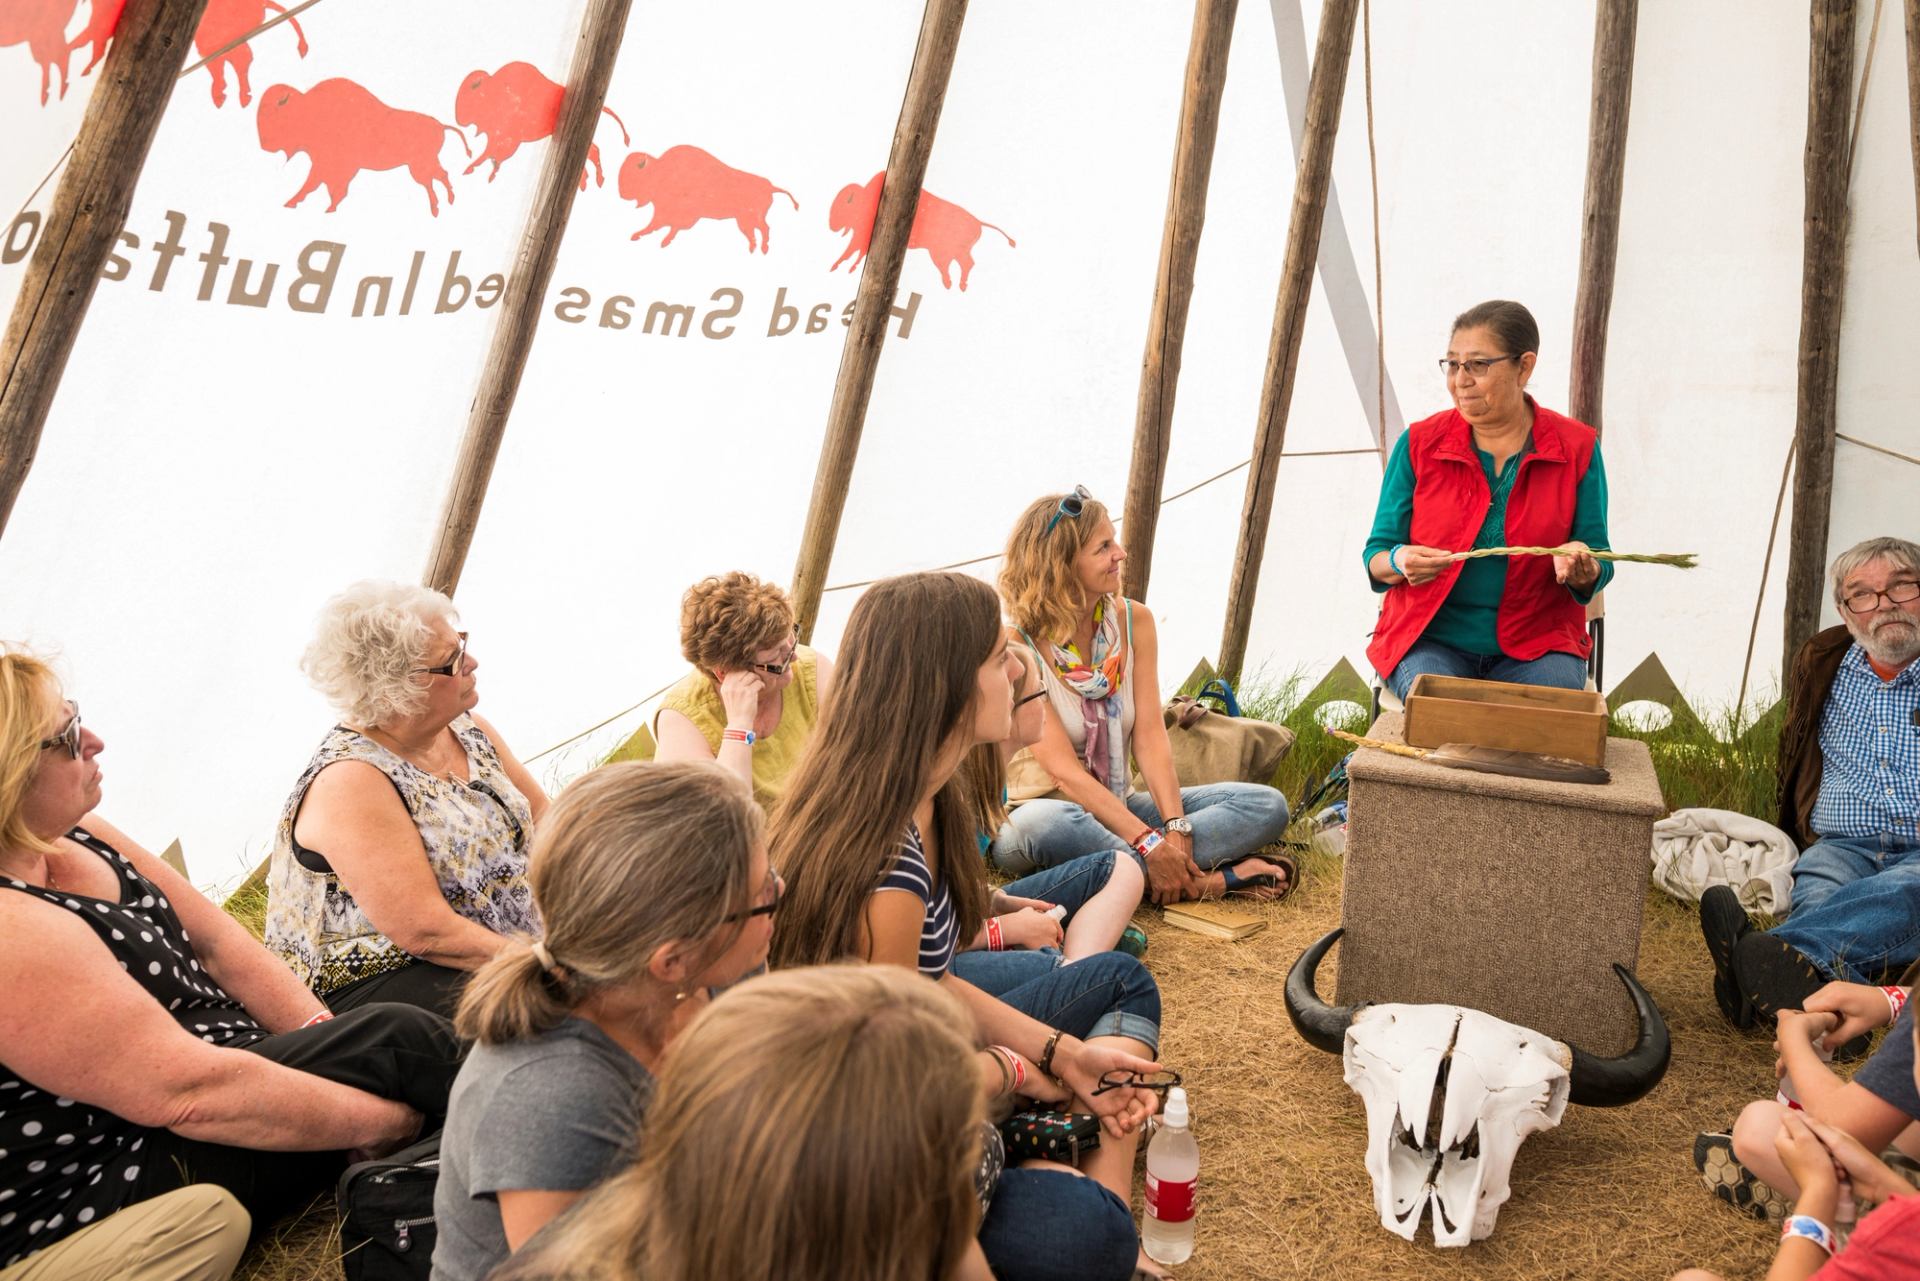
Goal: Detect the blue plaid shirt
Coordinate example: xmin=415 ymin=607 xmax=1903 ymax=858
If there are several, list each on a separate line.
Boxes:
xmin=1809 ymin=643 xmax=1920 ymax=840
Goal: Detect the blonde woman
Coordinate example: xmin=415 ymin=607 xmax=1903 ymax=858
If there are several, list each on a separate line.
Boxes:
xmin=265 ymin=581 xmax=548 ymax=1018
xmin=491 ymin=966 xmax=999 ymax=1281
xmin=0 ymin=648 xmax=458 ymax=1273
xmin=996 ymin=488 xmax=1293 ymax=905
xmin=770 ymin=572 xmax=1158 ymax=1281
xmin=653 ymin=572 xmax=835 ymax=809
xmin=432 ymin=760 xmax=775 ymax=1280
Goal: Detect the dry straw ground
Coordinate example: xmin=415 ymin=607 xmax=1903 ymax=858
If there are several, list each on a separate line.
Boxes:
xmin=235 ymin=692 xmax=1801 ymax=1281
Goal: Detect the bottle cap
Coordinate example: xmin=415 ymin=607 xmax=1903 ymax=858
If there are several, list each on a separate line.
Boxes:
xmin=1163 ymin=1086 xmax=1189 ymax=1128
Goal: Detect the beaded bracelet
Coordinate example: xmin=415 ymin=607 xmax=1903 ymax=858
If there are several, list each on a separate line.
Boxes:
xmin=1037 ymin=1028 xmax=1064 ymax=1080
xmin=985 ymin=917 xmax=1005 ymax=951
xmin=1388 ymin=544 xmax=1407 ymax=577
xmin=1884 ymin=985 xmax=1909 ymax=1023
xmin=1781 ymin=1215 xmax=1836 ymax=1256
xmin=721 ymin=728 xmax=756 ymax=747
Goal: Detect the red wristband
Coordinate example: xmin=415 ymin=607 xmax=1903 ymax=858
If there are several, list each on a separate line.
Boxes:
xmin=999 ymin=1046 xmax=1027 ymax=1093
xmin=986 ymin=917 xmax=1005 ymax=951
xmin=302 ymin=1009 xmax=335 ymax=1028
xmin=1883 ymin=985 xmax=1909 ymax=1023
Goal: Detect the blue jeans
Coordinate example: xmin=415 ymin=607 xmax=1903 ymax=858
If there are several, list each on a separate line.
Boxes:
xmin=980 ymin=1167 xmax=1138 ymax=1281
xmin=948 ymin=949 xmax=1160 ymax=1054
xmin=1773 ymin=833 xmax=1920 ymax=980
xmin=990 ymin=782 xmax=1291 ymax=876
xmin=1000 ymin=850 xmax=1121 ymax=925
xmin=1384 ymin=635 xmax=1588 ymax=702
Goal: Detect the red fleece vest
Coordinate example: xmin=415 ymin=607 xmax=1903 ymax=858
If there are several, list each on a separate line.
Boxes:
xmin=1367 ymin=403 xmax=1598 ymax=678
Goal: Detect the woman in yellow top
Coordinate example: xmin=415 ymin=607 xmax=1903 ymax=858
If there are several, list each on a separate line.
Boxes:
xmin=653 ymin=573 xmax=835 ymax=809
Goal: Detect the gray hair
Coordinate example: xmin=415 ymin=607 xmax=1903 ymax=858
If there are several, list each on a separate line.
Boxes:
xmin=1829 ymin=537 xmax=1920 ymax=607
xmin=301 ymin=580 xmax=459 ymax=727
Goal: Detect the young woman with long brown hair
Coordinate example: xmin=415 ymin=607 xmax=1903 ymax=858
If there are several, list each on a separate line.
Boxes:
xmin=994 ymin=488 xmax=1294 ymax=905
xmin=769 ymin=571 xmax=1163 ymax=1281
xmin=490 ymin=966 xmax=996 ymax=1281
xmin=432 ymin=761 xmax=777 ymax=1281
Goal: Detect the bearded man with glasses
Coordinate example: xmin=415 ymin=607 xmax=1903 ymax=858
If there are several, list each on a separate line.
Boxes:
xmin=1702 ymin=537 xmax=1920 ymax=1028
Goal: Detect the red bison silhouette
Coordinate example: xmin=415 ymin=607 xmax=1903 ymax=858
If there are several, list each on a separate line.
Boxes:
xmin=455 ymin=62 xmax=631 ymax=191
xmin=828 ymin=173 xmax=1015 ymax=291
xmin=616 ymin=146 xmax=797 ymax=252
xmin=196 ymin=0 xmax=308 ymax=108
xmin=258 ymin=79 xmax=470 ymax=216
xmin=1 ymin=0 xmax=86 ymax=104
xmin=69 ymin=0 xmax=123 ymax=82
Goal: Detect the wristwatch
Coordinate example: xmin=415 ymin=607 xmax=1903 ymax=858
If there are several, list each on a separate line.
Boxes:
xmin=1165 ymin=817 xmax=1194 ymax=837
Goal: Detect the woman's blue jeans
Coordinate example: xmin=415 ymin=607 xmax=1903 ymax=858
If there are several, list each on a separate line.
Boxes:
xmin=998 ymin=850 xmax=1121 ymax=923
xmin=948 ymin=949 xmax=1160 ymax=1054
xmin=980 ymin=1168 xmax=1138 ymax=1281
xmin=988 ymin=782 xmax=1291 ymax=877
xmin=1384 ymin=635 xmax=1588 ymax=702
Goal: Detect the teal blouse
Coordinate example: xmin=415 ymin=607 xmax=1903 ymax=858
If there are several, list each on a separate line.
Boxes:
xmin=1362 ymin=431 xmax=1612 ymax=658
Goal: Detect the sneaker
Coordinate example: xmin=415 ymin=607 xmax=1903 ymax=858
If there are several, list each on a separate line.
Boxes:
xmin=1699 ymin=886 xmax=1756 ymax=1029
xmin=1694 ymin=1131 xmax=1791 ymax=1222
xmin=1736 ymin=932 xmax=1827 ymax=1021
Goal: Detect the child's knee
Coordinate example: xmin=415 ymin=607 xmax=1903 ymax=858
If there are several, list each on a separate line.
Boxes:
xmin=1732 ymin=1098 xmax=1786 ymax=1166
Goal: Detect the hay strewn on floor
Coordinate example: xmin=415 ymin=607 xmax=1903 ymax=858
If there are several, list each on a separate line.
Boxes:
xmin=234 ymin=847 xmax=1789 ymax=1281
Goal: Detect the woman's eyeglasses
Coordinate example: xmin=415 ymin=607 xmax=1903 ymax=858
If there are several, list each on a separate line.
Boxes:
xmin=1091 ymin=1068 xmax=1182 ymax=1098
xmin=39 ymin=702 xmax=82 ymax=759
xmin=725 ymin=867 xmax=785 ymax=922
xmin=1043 ymin=485 xmax=1093 ymax=537
xmin=1015 ymin=689 xmax=1048 ymax=708
xmin=1437 ymin=355 xmax=1520 ymax=378
xmin=750 ymin=633 xmax=800 ymax=677
xmin=416 ymin=633 xmax=469 ymax=678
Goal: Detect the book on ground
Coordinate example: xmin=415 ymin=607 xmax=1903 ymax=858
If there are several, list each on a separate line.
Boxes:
xmin=1161 ymin=900 xmax=1268 ymax=941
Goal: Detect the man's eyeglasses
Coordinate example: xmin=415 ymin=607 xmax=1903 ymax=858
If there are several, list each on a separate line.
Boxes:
xmin=749 ymin=630 xmax=800 ymax=677
xmin=39 ymin=702 xmax=82 ymax=759
xmin=1091 ymin=1068 xmax=1182 ymax=1098
xmin=1043 ymin=485 xmax=1093 ymax=537
xmin=416 ymin=633 xmax=469 ymax=678
xmin=1437 ymin=355 xmax=1520 ymax=378
xmin=1842 ymin=581 xmax=1920 ymax=615
xmin=725 ymin=867 xmax=785 ymax=922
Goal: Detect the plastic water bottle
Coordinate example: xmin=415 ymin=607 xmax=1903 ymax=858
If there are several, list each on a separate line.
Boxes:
xmin=1143 ymin=1087 xmax=1199 ymax=1265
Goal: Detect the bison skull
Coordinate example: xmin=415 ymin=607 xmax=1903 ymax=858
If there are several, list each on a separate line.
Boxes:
xmin=1286 ymin=929 xmax=1670 ymax=1247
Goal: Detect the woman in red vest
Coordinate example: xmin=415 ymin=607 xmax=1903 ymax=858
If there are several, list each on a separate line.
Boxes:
xmin=1364 ymin=300 xmax=1611 ymax=701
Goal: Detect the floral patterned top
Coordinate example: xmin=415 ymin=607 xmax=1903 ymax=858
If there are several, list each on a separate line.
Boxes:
xmin=264 ymin=714 xmax=538 ymax=995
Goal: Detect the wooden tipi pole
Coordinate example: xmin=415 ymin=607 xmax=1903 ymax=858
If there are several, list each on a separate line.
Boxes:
xmin=1568 ymin=0 xmax=1639 ymax=435
xmin=1217 ymin=0 xmax=1359 ymax=683
xmin=0 ymin=0 xmax=210 ymax=538
xmin=1782 ymin=0 xmax=1857 ymax=671
xmin=1907 ymin=0 xmax=1919 ymax=256
xmin=423 ymin=0 xmax=636 ymax=597
xmin=1121 ymin=0 xmax=1239 ymax=603
xmin=789 ymin=0 xmax=969 ymax=640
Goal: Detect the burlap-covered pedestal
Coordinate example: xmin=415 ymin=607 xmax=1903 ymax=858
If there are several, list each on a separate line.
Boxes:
xmin=1336 ymin=712 xmax=1666 ymax=1054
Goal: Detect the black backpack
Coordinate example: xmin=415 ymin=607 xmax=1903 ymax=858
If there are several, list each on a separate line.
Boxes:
xmin=337 ymin=1131 xmax=441 ymax=1281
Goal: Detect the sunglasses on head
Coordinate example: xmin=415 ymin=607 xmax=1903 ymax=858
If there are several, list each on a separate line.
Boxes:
xmin=1043 ymin=485 xmax=1093 ymax=537
xmin=416 ymin=633 xmax=469 ymax=678
xmin=39 ymin=702 xmax=82 ymax=759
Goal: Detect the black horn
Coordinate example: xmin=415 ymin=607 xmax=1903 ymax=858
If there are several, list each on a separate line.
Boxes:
xmin=1565 ymin=964 xmax=1672 ymax=1107
xmin=1285 ymin=928 xmax=1359 ymax=1054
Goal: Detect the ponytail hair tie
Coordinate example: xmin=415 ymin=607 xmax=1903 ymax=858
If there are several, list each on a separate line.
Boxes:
xmin=531 ymin=940 xmax=559 ymax=972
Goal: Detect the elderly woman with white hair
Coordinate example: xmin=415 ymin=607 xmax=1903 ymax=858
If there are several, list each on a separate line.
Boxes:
xmin=264 ymin=581 xmax=548 ymax=1018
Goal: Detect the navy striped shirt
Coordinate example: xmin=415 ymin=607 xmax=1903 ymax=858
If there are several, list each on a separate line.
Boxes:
xmin=874 ymin=824 xmax=957 ymax=979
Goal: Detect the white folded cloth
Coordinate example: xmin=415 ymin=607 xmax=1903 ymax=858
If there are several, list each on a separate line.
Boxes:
xmin=1651 ymin=807 xmax=1799 ymax=913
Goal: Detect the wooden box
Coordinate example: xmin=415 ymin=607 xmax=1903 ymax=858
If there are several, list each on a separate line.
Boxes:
xmin=1402 ymin=674 xmax=1608 ymax=767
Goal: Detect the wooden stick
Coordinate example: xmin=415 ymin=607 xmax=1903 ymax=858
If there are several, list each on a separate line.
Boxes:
xmin=1218 ymin=0 xmax=1360 ymax=683
xmin=0 ymin=0 xmax=211 ymax=539
xmin=1568 ymin=0 xmax=1639 ymax=437
xmin=421 ymin=0 xmax=636 ymax=597
xmin=1446 ymin=546 xmax=1697 ymax=568
xmin=790 ymin=0 xmax=969 ymax=640
xmin=1121 ymin=0 xmax=1238 ymax=603
xmin=1326 ymin=727 xmax=1428 ymax=760
xmin=1907 ymin=0 xmax=1920 ymax=260
xmin=1782 ymin=0 xmax=1856 ymax=673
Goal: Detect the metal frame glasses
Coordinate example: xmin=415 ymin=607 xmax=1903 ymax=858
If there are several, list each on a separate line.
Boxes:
xmin=39 ymin=702 xmax=82 ymax=759
xmin=416 ymin=632 xmax=469 ymax=678
xmin=1842 ymin=580 xmax=1920 ymax=615
xmin=724 ymin=867 xmax=785 ymax=922
xmin=1043 ymin=485 xmax=1093 ymax=537
xmin=1437 ymin=355 xmax=1520 ymax=378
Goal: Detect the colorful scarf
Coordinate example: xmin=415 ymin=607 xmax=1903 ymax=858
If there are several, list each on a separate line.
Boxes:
xmin=1045 ymin=596 xmax=1128 ymax=797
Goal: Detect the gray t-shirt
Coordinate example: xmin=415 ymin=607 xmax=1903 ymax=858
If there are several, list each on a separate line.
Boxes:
xmin=431 ymin=1017 xmax=654 ymax=1281
xmin=1855 ymin=1003 xmax=1920 ymax=1119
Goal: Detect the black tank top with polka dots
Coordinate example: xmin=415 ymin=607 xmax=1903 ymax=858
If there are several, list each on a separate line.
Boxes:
xmin=0 ymin=828 xmax=265 ymax=1267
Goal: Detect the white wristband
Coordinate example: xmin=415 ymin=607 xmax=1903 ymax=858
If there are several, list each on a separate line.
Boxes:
xmin=1781 ymin=1214 xmax=1836 ymax=1256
